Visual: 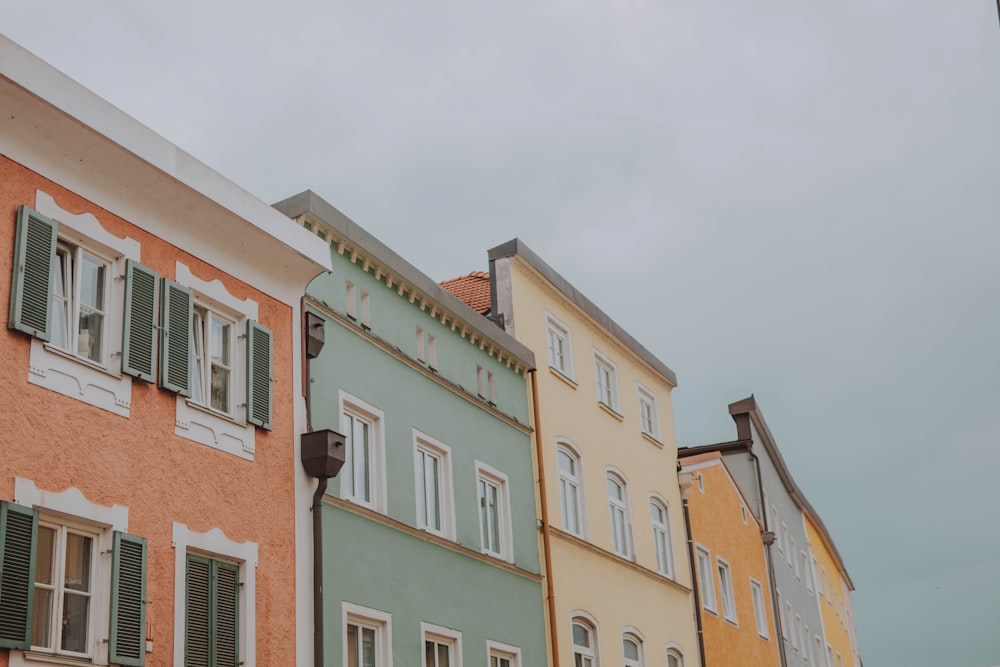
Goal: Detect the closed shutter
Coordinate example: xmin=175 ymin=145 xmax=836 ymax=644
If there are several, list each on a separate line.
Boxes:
xmin=0 ymin=501 xmax=38 ymax=650
xmin=215 ymin=563 xmax=239 ymax=667
xmin=8 ymin=205 xmax=57 ymax=340
xmin=185 ymin=555 xmax=240 ymax=667
xmin=121 ymin=260 xmax=160 ymax=382
xmin=185 ymin=555 xmax=211 ymax=667
xmin=245 ymin=320 xmax=273 ymax=430
xmin=159 ymin=279 xmax=193 ymax=396
xmin=110 ymin=531 xmax=147 ymax=666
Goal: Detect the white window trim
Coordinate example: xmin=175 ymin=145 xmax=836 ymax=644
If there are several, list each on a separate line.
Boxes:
xmin=750 ymin=577 xmax=769 ymax=639
xmin=343 ymin=602 xmax=392 ymax=667
xmin=475 ymin=460 xmax=514 ymax=562
xmin=174 ymin=261 xmax=258 ymax=460
xmin=695 ymin=544 xmax=717 ymax=614
xmin=345 ymin=281 xmax=357 ymax=320
xmin=339 ymin=390 xmax=388 ymax=513
xmin=635 ymin=382 xmax=661 ymax=441
xmin=10 ymin=479 xmax=127 ymax=667
xmin=593 ymin=349 xmax=620 ymax=413
xmin=412 ymin=429 xmax=455 ymax=539
xmin=544 ymin=310 xmax=574 ymax=380
xmin=716 ymin=556 xmax=738 ymax=624
xmin=569 ymin=611 xmax=600 ymax=667
xmin=620 ymin=627 xmax=645 ymax=667
xmin=555 ymin=440 xmax=588 ymax=539
xmin=27 ymin=190 xmax=140 ymax=418
xmin=171 ymin=523 xmax=258 ymax=667
xmin=605 ymin=468 xmax=634 ymax=560
xmin=665 ymin=643 xmax=685 ymax=667
xmin=649 ymin=493 xmax=674 ymax=579
xmin=421 ymin=621 xmax=462 ymax=667
xmin=486 ymin=639 xmax=521 ymax=667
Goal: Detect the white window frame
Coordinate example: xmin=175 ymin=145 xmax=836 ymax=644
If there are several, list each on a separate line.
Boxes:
xmin=801 ymin=551 xmax=812 ymax=590
xmin=789 ymin=536 xmax=797 ymax=568
xmin=816 ymin=637 xmax=825 ymax=667
xmin=545 ymin=311 xmax=574 ymax=379
xmin=697 ymin=473 xmax=704 ymax=493
xmin=421 ymin=621 xmax=462 ymax=667
xmin=339 ymin=390 xmax=388 ymax=512
xmin=189 ymin=301 xmax=239 ymax=418
xmin=476 ymin=365 xmax=496 ymax=404
xmin=556 ymin=441 xmax=587 ymax=538
xmin=346 ymin=280 xmax=357 ymax=319
xmin=812 ymin=555 xmax=823 ymax=595
xmin=343 ymin=602 xmax=392 ymax=667
xmin=569 ymin=613 xmax=600 ymax=667
xmin=413 ymin=430 xmax=455 ymax=539
xmin=172 ymin=523 xmax=257 ymax=667
xmin=475 ymin=461 xmax=513 ymax=561
xmin=665 ymin=645 xmax=685 ymax=667
xmin=636 ymin=383 xmax=660 ymax=441
xmin=360 ymin=289 xmax=371 ymax=329
xmin=696 ymin=545 xmax=717 ymax=614
xmin=593 ymin=349 xmax=620 ymax=413
xmin=621 ymin=629 xmax=645 ymax=667
xmin=605 ymin=469 xmax=633 ymax=559
xmin=804 ymin=626 xmax=812 ymax=662
xmin=417 ymin=327 xmax=426 ymax=362
xmin=750 ymin=578 xmax=769 ymax=639
xmin=717 ymin=557 xmax=737 ymax=624
xmin=487 ymin=640 xmax=521 ymax=667
xmin=740 ymin=505 xmax=748 ymax=525
xmin=793 ymin=614 xmax=802 ymax=652
xmin=649 ymin=494 xmax=674 ymax=578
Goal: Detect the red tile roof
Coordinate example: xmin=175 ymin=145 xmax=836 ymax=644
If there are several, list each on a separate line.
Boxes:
xmin=440 ymin=271 xmax=491 ymax=315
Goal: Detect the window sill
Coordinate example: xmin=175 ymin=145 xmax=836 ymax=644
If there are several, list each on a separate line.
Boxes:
xmin=641 ymin=432 xmax=664 ymax=448
xmin=548 ymin=366 xmax=577 ymax=388
xmin=29 ymin=339 xmax=132 ymax=417
xmin=724 ymin=616 xmax=739 ymax=627
xmin=13 ymin=650 xmax=98 ymax=666
xmin=597 ymin=401 xmax=624 ymax=421
xmin=184 ymin=398 xmax=247 ymax=428
xmin=175 ymin=395 xmax=255 ymax=460
xmin=42 ymin=343 xmax=121 ymax=379
xmin=703 ymin=607 xmax=719 ymax=617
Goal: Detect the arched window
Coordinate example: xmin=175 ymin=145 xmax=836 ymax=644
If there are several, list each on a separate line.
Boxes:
xmin=557 ymin=444 xmax=584 ymax=536
xmin=622 ymin=633 xmax=643 ymax=667
xmin=571 ymin=618 xmax=598 ymax=667
xmin=649 ymin=497 xmax=674 ymax=578
xmin=666 ymin=647 xmax=684 ymax=667
xmin=606 ymin=472 xmax=632 ymax=558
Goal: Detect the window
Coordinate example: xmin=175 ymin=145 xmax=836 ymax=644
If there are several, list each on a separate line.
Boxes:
xmin=793 ymin=615 xmax=801 ymax=652
xmin=804 ymin=626 xmax=811 ymax=662
xmin=697 ymin=473 xmax=704 ymax=493
xmin=185 ymin=554 xmax=240 ymax=667
xmin=606 ymin=473 xmax=632 ymax=558
xmin=622 ymin=634 xmax=643 ymax=667
xmin=717 ymin=558 xmax=737 ymax=623
xmin=557 ymin=445 xmax=584 ymax=536
xmin=0 ymin=484 xmax=146 ymax=666
xmin=360 ymin=289 xmax=371 ymax=328
xmin=740 ymin=505 xmax=748 ymax=525
xmin=789 ymin=537 xmax=796 ymax=567
xmin=50 ymin=240 xmax=110 ymax=364
xmin=414 ymin=431 xmax=454 ymax=538
xmin=593 ymin=351 xmax=619 ymax=412
xmin=340 ymin=392 xmax=386 ymax=512
xmin=816 ymin=637 xmax=825 ymax=667
xmin=476 ymin=366 xmax=496 ymax=404
xmin=417 ymin=328 xmax=437 ymax=369
xmin=696 ymin=546 xmax=717 ymax=613
xmin=476 ymin=462 xmax=512 ymax=560
xmin=812 ymin=556 xmax=823 ymax=596
xmin=782 ymin=600 xmax=792 ymax=641
xmin=649 ymin=498 xmax=674 ymax=577
xmin=545 ymin=312 xmax=573 ymax=378
xmin=780 ymin=524 xmax=789 ymax=557
xmin=571 ymin=618 xmax=597 ymax=667
xmin=750 ymin=579 xmax=769 ymax=639
xmin=346 ymin=281 xmax=357 ymax=319
xmin=191 ymin=305 xmax=235 ymax=414
xmin=636 ymin=385 xmax=660 ymax=440
xmin=801 ymin=551 xmax=811 ymax=589
xmin=344 ymin=604 xmax=391 ymax=667
xmin=422 ymin=622 xmax=461 ymax=667
xmin=666 ymin=648 xmax=684 ymax=667
xmin=487 ymin=641 xmax=521 ymax=667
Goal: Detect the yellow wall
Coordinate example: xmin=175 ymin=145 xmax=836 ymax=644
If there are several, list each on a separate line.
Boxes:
xmin=506 ymin=258 xmax=698 ymax=666
xmin=804 ymin=515 xmax=857 ymax=667
xmin=682 ymin=454 xmax=781 ymax=667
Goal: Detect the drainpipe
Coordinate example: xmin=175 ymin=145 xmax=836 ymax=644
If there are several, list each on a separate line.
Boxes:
xmin=312 ymin=477 xmax=328 ymax=667
xmin=750 ymin=447 xmax=788 ymax=667
xmin=679 ymin=472 xmax=706 ymax=667
xmin=529 ymin=369 xmax=560 ymax=667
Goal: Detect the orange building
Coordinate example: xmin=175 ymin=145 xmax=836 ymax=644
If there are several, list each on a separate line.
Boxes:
xmin=804 ymin=513 xmax=860 ymax=667
xmin=0 ymin=36 xmax=330 ymax=667
xmin=679 ymin=450 xmax=781 ymax=667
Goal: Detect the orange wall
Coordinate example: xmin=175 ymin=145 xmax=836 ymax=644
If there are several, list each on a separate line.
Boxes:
xmin=0 ymin=155 xmax=298 ymax=666
xmin=804 ymin=514 xmax=855 ymax=666
xmin=684 ymin=455 xmax=781 ymax=667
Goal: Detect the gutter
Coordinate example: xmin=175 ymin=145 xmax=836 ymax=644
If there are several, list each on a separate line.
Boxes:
xmin=680 ymin=475 xmax=707 ymax=667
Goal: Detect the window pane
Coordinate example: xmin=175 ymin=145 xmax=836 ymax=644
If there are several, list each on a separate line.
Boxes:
xmin=572 ymin=623 xmax=590 ymax=648
xmin=489 ymin=483 xmax=500 ymax=552
xmin=79 ymin=255 xmax=105 ymax=310
xmin=32 ymin=588 xmax=53 ymax=648
xmin=557 ymin=450 xmax=575 ymax=475
xmin=192 ymin=311 xmax=205 ymax=405
xmin=428 ymin=455 xmax=441 ymax=530
xmin=624 ymin=639 xmax=639 ymax=660
xmin=211 ymin=316 xmax=230 ymax=365
xmin=77 ymin=255 xmax=105 ymax=362
xmin=51 ymin=250 xmax=69 ymax=350
xmin=437 ymin=643 xmax=450 ymax=667
xmin=426 ymin=640 xmax=434 ymax=667
xmin=361 ymin=627 xmax=375 ymax=667
xmin=211 ymin=365 xmax=230 ymax=412
xmin=61 ymin=592 xmax=90 ymax=653
xmin=347 ymin=625 xmax=358 ymax=667
xmin=607 ymin=478 xmax=622 ymax=501
xmin=35 ymin=526 xmax=55 ymax=585
xmin=416 ymin=451 xmax=427 ymax=526
xmin=64 ymin=533 xmax=92 ymax=592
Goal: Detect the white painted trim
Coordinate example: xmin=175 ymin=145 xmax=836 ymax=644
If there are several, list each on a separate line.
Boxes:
xmin=343 ymin=602 xmax=393 ymax=667
xmin=486 ymin=639 xmax=522 ymax=667
xmin=171 ymin=523 xmax=258 ymax=667
xmin=635 ymin=381 xmax=661 ymax=441
xmin=694 ymin=543 xmax=717 ymax=614
xmin=13 ymin=478 xmax=128 ymax=531
xmin=749 ymin=577 xmax=770 ymax=640
xmin=554 ymin=439 xmax=589 ymax=540
xmin=715 ymin=556 xmax=738 ymax=625
xmin=647 ymin=492 xmax=675 ymax=579
xmin=338 ymin=390 xmax=388 ymax=513
xmin=592 ymin=348 xmax=620 ymax=412
xmin=421 ymin=621 xmax=463 ymax=667
xmin=412 ymin=429 xmax=456 ymax=540
xmin=664 ymin=641 xmax=686 ymax=667
xmin=474 ymin=460 xmax=514 ymax=562
xmin=544 ymin=310 xmax=575 ymax=380
xmin=568 ymin=611 xmax=601 ymax=667
xmin=620 ymin=627 xmax=646 ymax=667
xmin=604 ymin=466 xmax=635 ymax=561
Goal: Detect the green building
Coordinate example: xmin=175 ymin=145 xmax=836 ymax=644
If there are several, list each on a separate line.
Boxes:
xmin=275 ymin=191 xmax=546 ymax=667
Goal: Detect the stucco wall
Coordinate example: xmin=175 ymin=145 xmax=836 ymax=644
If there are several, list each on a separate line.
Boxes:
xmin=804 ymin=515 xmax=856 ymax=667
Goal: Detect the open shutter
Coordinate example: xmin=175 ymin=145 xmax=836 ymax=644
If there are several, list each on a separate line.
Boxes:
xmin=121 ymin=261 xmax=160 ymax=382
xmin=246 ymin=320 xmax=273 ymax=430
xmin=110 ymin=531 xmax=147 ymax=666
xmin=8 ymin=205 xmax=57 ymax=340
xmin=185 ymin=555 xmax=211 ymax=667
xmin=215 ymin=563 xmax=240 ymax=667
xmin=159 ymin=279 xmax=192 ymax=396
xmin=0 ymin=501 xmax=38 ymax=650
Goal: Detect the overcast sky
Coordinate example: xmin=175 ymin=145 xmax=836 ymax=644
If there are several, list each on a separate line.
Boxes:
xmin=2 ymin=2 xmax=999 ymax=665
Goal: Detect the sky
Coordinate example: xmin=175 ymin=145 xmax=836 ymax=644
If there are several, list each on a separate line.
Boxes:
xmin=2 ymin=1 xmax=999 ymax=665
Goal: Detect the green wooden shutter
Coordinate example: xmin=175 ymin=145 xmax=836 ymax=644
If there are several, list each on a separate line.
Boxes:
xmin=8 ymin=205 xmax=57 ymax=341
xmin=110 ymin=531 xmax=147 ymax=666
xmin=0 ymin=501 xmax=38 ymax=650
xmin=122 ymin=261 xmax=160 ymax=382
xmin=246 ymin=320 xmax=273 ymax=430
xmin=185 ymin=555 xmax=211 ymax=667
xmin=159 ymin=279 xmax=193 ymax=396
xmin=215 ymin=563 xmax=239 ymax=667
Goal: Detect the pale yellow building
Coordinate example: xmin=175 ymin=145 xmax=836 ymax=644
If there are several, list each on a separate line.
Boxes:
xmin=804 ymin=513 xmax=861 ymax=667
xmin=446 ymin=240 xmax=699 ymax=667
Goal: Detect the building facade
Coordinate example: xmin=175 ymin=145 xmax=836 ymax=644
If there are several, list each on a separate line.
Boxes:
xmin=0 ymin=36 xmax=330 ymax=667
xmin=447 ymin=239 xmax=699 ymax=667
xmin=274 ymin=192 xmax=548 ymax=667
xmin=678 ymin=451 xmax=781 ymax=667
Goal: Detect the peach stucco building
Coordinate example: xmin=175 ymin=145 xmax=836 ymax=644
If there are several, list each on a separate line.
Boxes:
xmin=0 ymin=36 xmax=330 ymax=667
xmin=679 ymin=451 xmax=781 ymax=667
xmin=804 ymin=514 xmax=860 ymax=667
